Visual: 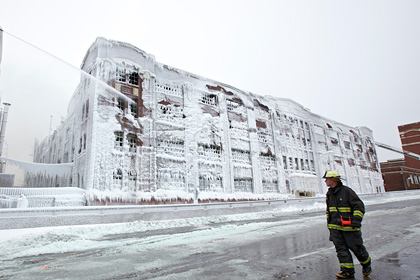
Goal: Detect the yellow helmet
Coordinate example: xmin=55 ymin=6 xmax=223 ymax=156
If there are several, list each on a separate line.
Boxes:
xmin=322 ymin=170 xmax=341 ymax=181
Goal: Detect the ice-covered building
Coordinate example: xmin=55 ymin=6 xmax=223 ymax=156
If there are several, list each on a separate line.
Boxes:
xmin=31 ymin=38 xmax=384 ymax=204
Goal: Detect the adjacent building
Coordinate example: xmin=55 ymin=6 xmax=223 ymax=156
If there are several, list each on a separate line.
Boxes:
xmin=380 ymin=121 xmax=420 ymax=191
xmin=30 ymin=38 xmax=384 ymax=204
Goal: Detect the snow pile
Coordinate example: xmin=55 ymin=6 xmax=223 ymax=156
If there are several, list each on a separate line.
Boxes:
xmin=0 ymin=187 xmax=86 ymax=208
xmin=87 ymin=188 xmax=295 ymax=205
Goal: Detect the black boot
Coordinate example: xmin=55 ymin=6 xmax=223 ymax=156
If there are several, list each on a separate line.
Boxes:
xmin=362 ymin=265 xmax=372 ymax=276
xmin=336 ymin=271 xmax=354 ymax=279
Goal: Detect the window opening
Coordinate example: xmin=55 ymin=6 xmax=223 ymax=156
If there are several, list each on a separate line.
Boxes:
xmin=114 ymin=131 xmax=123 ymax=150
xmin=130 ymin=99 xmax=138 ymax=118
xmin=129 ymin=72 xmax=139 ymax=85
xmin=116 ymin=67 xmax=126 ymax=82
xmin=117 ymin=98 xmax=125 ymax=113
xmin=127 ymin=134 xmax=137 ymax=152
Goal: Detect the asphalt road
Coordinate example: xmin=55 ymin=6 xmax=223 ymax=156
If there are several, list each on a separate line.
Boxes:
xmin=1 ymin=198 xmax=420 ymax=280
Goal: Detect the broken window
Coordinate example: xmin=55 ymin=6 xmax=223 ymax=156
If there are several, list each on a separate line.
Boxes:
xmin=199 ymin=92 xmax=218 ymax=106
xmin=128 ymin=72 xmax=139 ymax=85
xmin=130 ymin=99 xmax=138 ymax=118
xmin=127 ymin=134 xmax=137 ymax=152
xmin=331 ymin=138 xmax=339 ymax=146
xmin=117 ymin=98 xmax=125 ymax=113
xmin=114 ymin=131 xmax=123 ymax=150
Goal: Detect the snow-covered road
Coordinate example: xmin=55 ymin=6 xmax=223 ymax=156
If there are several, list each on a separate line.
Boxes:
xmin=1 ymin=192 xmax=420 ymax=280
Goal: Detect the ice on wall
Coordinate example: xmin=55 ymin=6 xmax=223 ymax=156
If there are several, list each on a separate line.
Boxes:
xmin=28 ymin=37 xmax=384 ymax=204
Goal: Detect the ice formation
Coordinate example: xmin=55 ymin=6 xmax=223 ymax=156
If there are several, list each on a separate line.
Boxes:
xmin=29 ymin=37 xmax=384 ymax=205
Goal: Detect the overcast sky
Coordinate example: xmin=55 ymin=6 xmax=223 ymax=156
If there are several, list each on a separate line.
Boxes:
xmin=0 ymin=0 xmax=419 ymax=163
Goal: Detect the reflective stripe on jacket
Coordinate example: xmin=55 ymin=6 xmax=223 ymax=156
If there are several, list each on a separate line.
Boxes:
xmin=326 ymin=182 xmax=365 ymax=232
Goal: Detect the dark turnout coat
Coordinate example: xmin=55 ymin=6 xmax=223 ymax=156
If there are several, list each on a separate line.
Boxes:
xmin=326 ymin=182 xmax=365 ymax=231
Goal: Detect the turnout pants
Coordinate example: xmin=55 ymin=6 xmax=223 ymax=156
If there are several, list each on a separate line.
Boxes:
xmin=330 ymin=229 xmax=371 ymax=273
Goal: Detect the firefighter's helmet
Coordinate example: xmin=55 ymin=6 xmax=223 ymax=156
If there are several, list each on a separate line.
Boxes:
xmin=322 ymin=170 xmax=341 ymax=181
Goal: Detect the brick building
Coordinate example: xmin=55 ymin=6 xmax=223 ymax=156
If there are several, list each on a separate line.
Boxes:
xmin=380 ymin=121 xmax=420 ymax=191
xmin=29 ymin=38 xmax=384 ymax=204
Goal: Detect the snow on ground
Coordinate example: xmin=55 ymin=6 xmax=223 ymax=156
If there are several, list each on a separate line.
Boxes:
xmin=0 ymin=191 xmax=420 ymax=260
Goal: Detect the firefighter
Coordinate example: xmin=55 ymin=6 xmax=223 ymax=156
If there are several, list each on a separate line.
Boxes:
xmin=324 ymin=170 xmax=372 ymax=279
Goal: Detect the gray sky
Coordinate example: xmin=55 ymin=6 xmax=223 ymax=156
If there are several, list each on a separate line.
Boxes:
xmin=0 ymin=0 xmax=419 ymax=163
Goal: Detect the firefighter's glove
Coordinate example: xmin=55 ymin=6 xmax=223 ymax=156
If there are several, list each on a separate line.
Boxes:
xmin=350 ymin=217 xmax=362 ymax=228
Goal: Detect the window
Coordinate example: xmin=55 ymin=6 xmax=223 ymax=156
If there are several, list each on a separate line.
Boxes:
xmin=199 ymin=92 xmax=217 ymax=106
xmin=113 ymin=169 xmax=123 ymax=188
xmin=85 ymin=99 xmax=89 ymax=119
xmin=114 ymin=131 xmax=123 ymax=150
xmin=127 ymin=134 xmax=137 ymax=152
xmin=283 ymin=156 xmax=287 ymax=169
xmin=79 ymin=136 xmax=83 ymax=154
xmin=128 ymin=170 xmax=136 ymax=189
xmin=344 ymin=141 xmax=351 ymax=149
xmin=117 ymin=98 xmax=125 ymax=113
xmin=116 ymin=67 xmax=126 ymax=82
xmin=130 ymin=99 xmax=138 ymax=118
xmin=83 ymin=133 xmax=87 ymax=150
xmin=129 ymin=72 xmax=139 ymax=85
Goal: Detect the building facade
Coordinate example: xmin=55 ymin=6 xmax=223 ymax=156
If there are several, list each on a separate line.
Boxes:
xmin=380 ymin=121 xmax=420 ymax=191
xmin=30 ymin=38 xmax=384 ymax=204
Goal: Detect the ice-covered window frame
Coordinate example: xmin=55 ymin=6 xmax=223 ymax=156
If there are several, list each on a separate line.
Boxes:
xmin=128 ymin=170 xmax=137 ymax=189
xmin=117 ymin=98 xmax=125 ymax=113
xmin=226 ymin=99 xmax=243 ymax=112
xmin=84 ymin=99 xmax=89 ymax=119
xmin=78 ymin=135 xmax=85 ymax=154
xmin=156 ymin=138 xmax=185 ymax=158
xmin=199 ymin=90 xmax=218 ymax=106
xmin=344 ymin=141 xmax=351 ymax=149
xmin=331 ymin=138 xmax=339 ymax=146
xmin=197 ymin=143 xmax=222 ymax=162
xmin=114 ymin=131 xmax=123 ymax=150
xmin=233 ymin=178 xmax=253 ymax=192
xmin=154 ymin=80 xmax=183 ymax=97
xmin=113 ymin=169 xmax=123 ymax=188
xmin=127 ymin=134 xmax=137 ymax=153
xmin=116 ymin=67 xmax=126 ymax=82
xmin=128 ymin=72 xmax=139 ymax=85
xmin=130 ymin=99 xmax=138 ymax=118
xmin=231 ymin=148 xmax=251 ymax=164
xmin=83 ymin=133 xmax=87 ymax=151
xmin=157 ymin=103 xmax=184 ymax=121
xmin=81 ymin=100 xmax=89 ymax=122
xmin=283 ymin=156 xmax=288 ymax=169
